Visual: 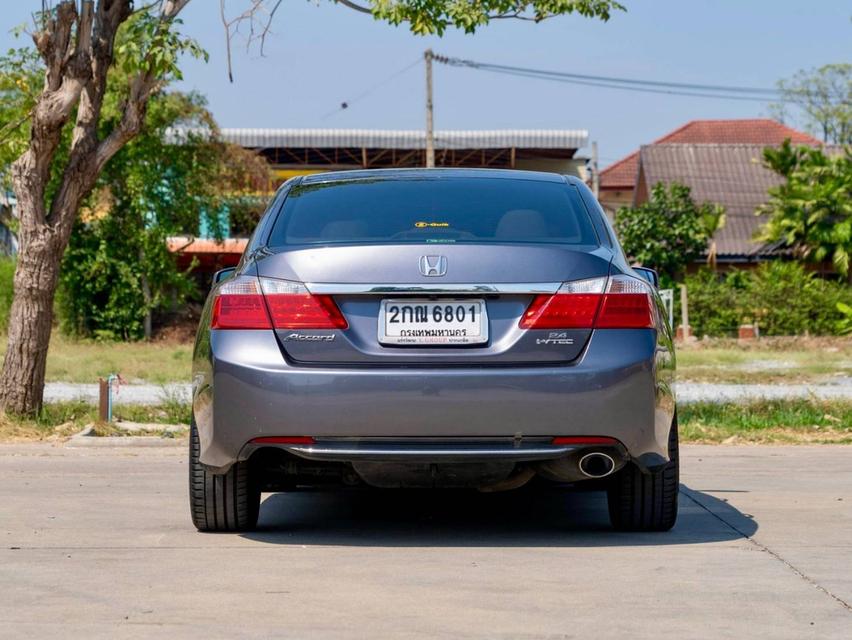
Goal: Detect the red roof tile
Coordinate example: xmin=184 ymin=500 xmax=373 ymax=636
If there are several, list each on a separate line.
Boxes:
xmin=167 ymin=237 xmax=248 ymax=255
xmin=600 ymin=119 xmax=820 ymax=189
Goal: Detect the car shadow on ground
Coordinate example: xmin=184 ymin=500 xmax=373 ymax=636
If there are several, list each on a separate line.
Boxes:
xmin=240 ymin=484 xmax=757 ymax=547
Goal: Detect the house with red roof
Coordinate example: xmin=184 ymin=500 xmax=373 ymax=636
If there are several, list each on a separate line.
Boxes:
xmin=598 ymin=119 xmax=823 ymax=264
xmin=599 ymin=119 xmax=819 ymax=216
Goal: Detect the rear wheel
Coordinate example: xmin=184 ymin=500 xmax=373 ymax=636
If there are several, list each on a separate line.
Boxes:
xmin=607 ymin=416 xmax=679 ymax=531
xmin=189 ymin=420 xmax=260 ymax=532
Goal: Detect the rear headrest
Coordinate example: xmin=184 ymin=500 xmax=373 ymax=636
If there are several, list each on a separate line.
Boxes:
xmin=495 ymin=209 xmax=549 ymax=239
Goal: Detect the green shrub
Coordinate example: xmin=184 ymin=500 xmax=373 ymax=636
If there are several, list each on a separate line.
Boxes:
xmin=58 ymin=219 xmax=196 ymax=341
xmin=682 ymin=262 xmax=852 ymax=337
xmin=838 ymin=302 xmax=852 ymax=335
xmin=0 ymin=257 xmax=14 ymax=333
xmin=681 ymin=269 xmax=748 ymax=337
xmin=748 ymin=262 xmax=848 ymax=335
xmin=615 ymin=182 xmax=717 ymax=286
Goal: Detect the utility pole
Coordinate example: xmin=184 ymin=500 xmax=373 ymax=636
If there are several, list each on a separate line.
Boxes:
xmin=591 ymin=141 xmax=600 ymax=198
xmin=425 ymin=49 xmax=435 ymax=168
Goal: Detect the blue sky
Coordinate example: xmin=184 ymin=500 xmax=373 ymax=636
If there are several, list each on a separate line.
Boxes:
xmin=3 ymin=1 xmax=850 ymax=165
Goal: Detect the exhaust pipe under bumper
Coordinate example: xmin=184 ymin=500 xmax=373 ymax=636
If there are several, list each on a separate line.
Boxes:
xmin=578 ymin=452 xmax=616 ymax=478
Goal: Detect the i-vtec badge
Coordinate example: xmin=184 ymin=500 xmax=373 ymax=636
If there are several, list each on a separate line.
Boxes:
xmin=284 ymin=333 xmax=335 ymax=342
xmin=536 ymin=332 xmax=574 ymax=346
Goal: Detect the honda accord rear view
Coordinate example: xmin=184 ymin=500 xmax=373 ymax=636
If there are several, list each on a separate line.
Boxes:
xmin=189 ymin=169 xmax=678 ymax=532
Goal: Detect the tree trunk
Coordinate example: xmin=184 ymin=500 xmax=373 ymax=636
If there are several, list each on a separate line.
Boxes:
xmin=139 ymin=246 xmax=153 ymax=340
xmin=0 ymin=0 xmax=187 ymax=415
xmin=0 ymin=222 xmax=64 ymax=415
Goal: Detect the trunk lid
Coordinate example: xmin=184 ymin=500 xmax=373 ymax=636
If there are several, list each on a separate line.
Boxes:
xmin=255 ymin=244 xmax=612 ymax=365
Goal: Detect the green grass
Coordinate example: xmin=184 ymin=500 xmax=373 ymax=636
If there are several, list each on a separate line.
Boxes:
xmin=680 ymin=399 xmax=852 ymax=444
xmin=677 ymin=337 xmax=852 ymax=384
xmin=0 ymin=400 xmax=191 ymax=441
xmin=0 ymin=332 xmax=193 ymax=384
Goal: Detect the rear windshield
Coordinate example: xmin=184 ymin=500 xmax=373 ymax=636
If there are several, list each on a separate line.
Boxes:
xmin=267 ymin=178 xmax=599 ymax=247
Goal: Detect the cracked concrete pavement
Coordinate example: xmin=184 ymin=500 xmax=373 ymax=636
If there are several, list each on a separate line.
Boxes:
xmin=1 ymin=441 xmax=850 ymax=638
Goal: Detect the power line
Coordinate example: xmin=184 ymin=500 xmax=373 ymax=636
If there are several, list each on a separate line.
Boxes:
xmin=437 ymin=55 xmax=780 ymax=94
xmin=433 ymin=54 xmax=788 ymax=103
xmin=322 ymin=58 xmax=423 ymax=120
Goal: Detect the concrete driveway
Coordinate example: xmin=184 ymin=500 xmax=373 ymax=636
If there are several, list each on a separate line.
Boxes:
xmin=1 ymin=441 xmax=850 ymax=639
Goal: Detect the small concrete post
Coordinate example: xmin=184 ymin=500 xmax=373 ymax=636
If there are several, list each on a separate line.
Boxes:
xmin=677 ymin=284 xmax=693 ymax=340
xmin=98 ymin=378 xmax=109 ymax=423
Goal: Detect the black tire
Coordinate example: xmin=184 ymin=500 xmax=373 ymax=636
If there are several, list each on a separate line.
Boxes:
xmin=189 ymin=420 xmax=260 ymax=532
xmin=607 ymin=416 xmax=679 ymax=532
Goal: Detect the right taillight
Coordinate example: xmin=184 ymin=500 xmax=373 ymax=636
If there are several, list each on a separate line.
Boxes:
xmin=595 ymin=275 xmax=655 ymax=329
xmin=519 ymin=275 xmax=654 ymax=330
xmin=211 ymin=276 xmax=347 ymax=330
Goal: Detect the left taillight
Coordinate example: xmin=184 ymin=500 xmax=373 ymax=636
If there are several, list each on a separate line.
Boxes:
xmin=211 ymin=277 xmax=271 ymax=329
xmin=211 ymin=276 xmax=347 ymax=330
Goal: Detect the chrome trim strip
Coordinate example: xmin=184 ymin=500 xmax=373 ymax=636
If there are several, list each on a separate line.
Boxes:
xmin=282 ymin=443 xmax=573 ymax=462
xmin=304 ymin=282 xmax=562 ymax=295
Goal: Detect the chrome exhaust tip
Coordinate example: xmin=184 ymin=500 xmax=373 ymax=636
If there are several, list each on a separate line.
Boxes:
xmin=578 ymin=452 xmax=616 ymax=478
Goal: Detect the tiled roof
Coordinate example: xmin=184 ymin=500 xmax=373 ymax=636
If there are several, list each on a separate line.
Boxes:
xmin=167 ymin=237 xmax=248 ymax=255
xmin=600 ymin=119 xmax=821 ymax=189
xmin=636 ymin=143 xmax=842 ymax=258
xmin=218 ymin=129 xmax=589 ymax=150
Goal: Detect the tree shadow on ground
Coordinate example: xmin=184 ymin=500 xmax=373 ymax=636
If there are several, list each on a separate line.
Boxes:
xmin=241 ymin=483 xmax=757 ymax=548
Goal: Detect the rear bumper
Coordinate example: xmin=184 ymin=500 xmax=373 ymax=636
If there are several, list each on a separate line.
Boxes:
xmin=192 ymin=329 xmax=675 ymax=473
xmin=244 ymin=439 xmax=579 ymax=463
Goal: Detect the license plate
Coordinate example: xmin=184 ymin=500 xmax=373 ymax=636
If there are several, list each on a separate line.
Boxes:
xmin=378 ymin=299 xmax=488 ymax=345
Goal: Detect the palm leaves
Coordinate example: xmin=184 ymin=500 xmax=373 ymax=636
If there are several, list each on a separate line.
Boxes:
xmin=760 ymin=141 xmax=852 ymax=278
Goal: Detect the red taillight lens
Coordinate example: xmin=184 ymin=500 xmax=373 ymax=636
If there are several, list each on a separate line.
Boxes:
xmin=211 ymin=278 xmax=271 ymax=329
xmin=520 ymin=294 xmax=602 ymax=329
xmin=519 ymin=277 xmax=606 ymax=329
xmin=596 ymin=276 xmax=654 ymax=329
xmin=211 ymin=277 xmax=347 ymax=330
xmin=261 ymin=278 xmax=348 ymax=330
xmin=519 ymin=275 xmax=654 ymax=330
xmin=265 ymin=294 xmax=348 ymax=329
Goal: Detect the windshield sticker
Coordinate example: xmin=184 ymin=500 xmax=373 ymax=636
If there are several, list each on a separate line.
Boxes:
xmin=415 ymin=221 xmax=450 ymax=228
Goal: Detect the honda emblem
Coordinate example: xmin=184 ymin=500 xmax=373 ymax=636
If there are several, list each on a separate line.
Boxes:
xmin=418 ymin=255 xmax=447 ymax=277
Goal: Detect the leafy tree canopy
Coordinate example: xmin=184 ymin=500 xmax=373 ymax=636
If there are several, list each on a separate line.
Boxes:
xmin=0 ymin=47 xmax=42 ymax=190
xmin=615 ymin=182 xmax=720 ymax=286
xmin=367 ymin=0 xmax=624 ymax=35
xmin=772 ymin=63 xmax=851 ymax=145
xmin=760 ymin=141 xmax=852 ymax=277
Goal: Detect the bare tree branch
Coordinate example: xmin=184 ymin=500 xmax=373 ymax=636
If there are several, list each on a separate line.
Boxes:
xmin=219 ymin=0 xmax=284 ymax=83
xmin=487 ymin=11 xmax=539 ymax=22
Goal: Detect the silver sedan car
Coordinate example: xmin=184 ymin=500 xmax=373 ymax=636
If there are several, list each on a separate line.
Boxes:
xmin=190 ymin=169 xmax=677 ymax=532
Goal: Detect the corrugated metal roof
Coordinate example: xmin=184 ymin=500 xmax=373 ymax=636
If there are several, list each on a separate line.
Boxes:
xmin=638 ymin=144 xmax=781 ymax=257
xmin=219 ymin=128 xmax=588 ymax=150
xmin=601 ymin=119 xmax=821 ymax=190
xmin=636 ymin=143 xmax=843 ymax=258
